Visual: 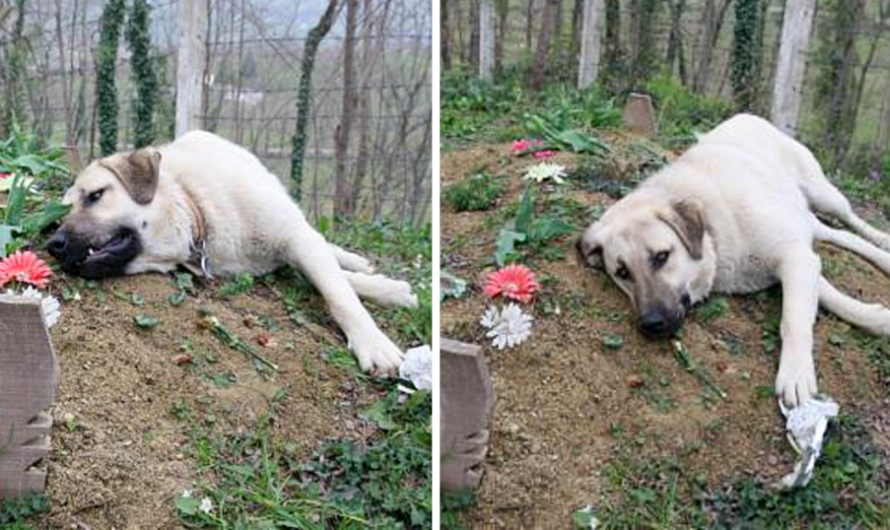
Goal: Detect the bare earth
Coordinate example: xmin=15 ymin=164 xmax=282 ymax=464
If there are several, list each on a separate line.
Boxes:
xmin=41 ymin=273 xmax=384 ymax=529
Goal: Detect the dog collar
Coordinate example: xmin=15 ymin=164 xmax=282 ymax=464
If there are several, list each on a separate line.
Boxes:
xmin=181 ymin=187 xmax=211 ymax=278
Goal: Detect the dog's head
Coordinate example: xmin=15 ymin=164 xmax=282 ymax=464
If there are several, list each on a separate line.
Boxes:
xmin=46 ymin=148 xmax=161 ymax=278
xmin=577 ymin=193 xmax=715 ymax=338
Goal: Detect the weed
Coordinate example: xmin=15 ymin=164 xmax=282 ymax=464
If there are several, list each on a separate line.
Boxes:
xmin=133 ymin=313 xmax=160 ymax=329
xmin=0 ymin=494 xmax=49 ymax=530
xmin=645 ymin=75 xmax=732 ymax=149
xmin=218 ymin=273 xmax=254 ymax=297
xmin=444 ymin=173 xmax=504 ymax=212
xmin=441 ymin=489 xmax=477 ymax=529
xmin=494 ymin=186 xmax=574 ymax=265
xmin=177 ymin=388 xmax=431 ymax=529
xmin=705 ymin=415 xmax=890 ymax=528
xmin=695 ymin=297 xmax=730 ymax=324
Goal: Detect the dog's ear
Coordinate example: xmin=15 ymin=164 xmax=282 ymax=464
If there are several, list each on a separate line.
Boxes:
xmin=113 ymin=148 xmax=161 ymax=205
xmin=576 ymin=227 xmax=605 ymax=270
xmin=658 ymin=199 xmax=705 ymax=260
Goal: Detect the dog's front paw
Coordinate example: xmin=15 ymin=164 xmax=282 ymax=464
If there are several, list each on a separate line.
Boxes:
xmin=350 ymin=329 xmax=404 ymax=376
xmin=388 ymin=279 xmax=419 ymax=308
xmin=775 ymin=356 xmax=818 ymax=407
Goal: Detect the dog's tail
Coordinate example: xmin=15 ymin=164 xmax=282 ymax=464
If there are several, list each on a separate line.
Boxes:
xmin=818 ymin=277 xmax=890 ymax=336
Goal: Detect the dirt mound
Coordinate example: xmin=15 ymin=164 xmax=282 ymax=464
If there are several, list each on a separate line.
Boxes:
xmin=41 ymin=273 xmax=374 ymax=529
xmin=441 ymin=141 xmax=890 ymax=527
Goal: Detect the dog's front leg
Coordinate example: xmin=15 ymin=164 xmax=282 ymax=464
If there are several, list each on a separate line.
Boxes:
xmin=282 ymin=219 xmax=404 ymax=374
xmin=774 ymin=248 xmax=821 ymax=406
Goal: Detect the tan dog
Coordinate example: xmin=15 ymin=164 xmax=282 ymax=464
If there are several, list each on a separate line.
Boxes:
xmin=47 ymin=131 xmax=418 ymax=374
xmin=578 ymin=114 xmax=890 ymax=406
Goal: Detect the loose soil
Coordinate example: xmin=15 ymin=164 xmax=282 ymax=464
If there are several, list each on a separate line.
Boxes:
xmin=39 ymin=272 xmax=387 ymax=529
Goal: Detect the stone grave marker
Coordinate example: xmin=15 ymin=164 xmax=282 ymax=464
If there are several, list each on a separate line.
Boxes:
xmin=0 ymin=295 xmax=59 ymax=498
xmin=441 ymin=338 xmax=495 ymax=491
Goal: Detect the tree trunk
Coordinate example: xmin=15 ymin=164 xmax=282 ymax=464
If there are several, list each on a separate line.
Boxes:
xmin=348 ymin=0 xmax=383 ymax=215
xmin=495 ymin=0 xmax=509 ymax=75
xmin=290 ymin=0 xmax=340 ymax=201
xmin=731 ymin=0 xmax=760 ymax=111
xmin=96 ymin=0 xmax=126 ymax=156
xmin=470 ymin=0 xmax=481 ymax=71
xmin=601 ymin=0 xmax=626 ymax=93
xmin=578 ymin=0 xmax=605 ymax=89
xmin=665 ymin=0 xmax=686 ymax=83
xmin=441 ymin=0 xmax=452 ymax=70
xmin=769 ymin=0 xmax=815 ymax=136
xmin=525 ymin=0 xmax=535 ymax=52
xmin=693 ymin=0 xmax=732 ymax=94
xmin=333 ymin=0 xmax=359 ymax=219
xmin=529 ymin=0 xmax=561 ymax=90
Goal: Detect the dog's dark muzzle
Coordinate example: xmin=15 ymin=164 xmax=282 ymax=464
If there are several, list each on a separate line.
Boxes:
xmin=46 ymin=226 xmax=142 ymax=279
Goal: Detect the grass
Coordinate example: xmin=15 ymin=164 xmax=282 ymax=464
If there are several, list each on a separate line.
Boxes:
xmin=443 ymin=173 xmax=505 ymax=212
xmin=175 ymin=387 xmax=432 ymax=529
xmin=0 ymin=494 xmax=49 ymax=530
xmin=598 ymin=415 xmax=890 ymax=529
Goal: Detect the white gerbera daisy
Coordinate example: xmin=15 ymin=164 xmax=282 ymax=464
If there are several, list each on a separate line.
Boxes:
xmin=523 ymin=162 xmax=567 ymax=184
xmin=480 ymin=303 xmax=533 ymax=350
xmin=199 ymin=497 xmax=213 ymax=514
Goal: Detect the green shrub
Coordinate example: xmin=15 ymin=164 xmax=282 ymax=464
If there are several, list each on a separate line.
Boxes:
xmin=444 ymin=173 xmax=504 ymax=212
xmin=441 ymin=67 xmax=525 ymax=140
xmin=645 ymin=75 xmax=732 ymax=148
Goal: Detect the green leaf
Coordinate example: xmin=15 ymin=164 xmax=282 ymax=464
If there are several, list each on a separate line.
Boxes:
xmin=361 ymin=400 xmax=397 ymax=430
xmin=514 ymin=186 xmax=536 ymax=234
xmin=0 ymin=225 xmax=17 ymax=258
xmin=21 ymin=201 xmax=71 ymax=236
xmin=174 ymin=495 xmax=200 ymax=516
xmin=133 ymin=314 xmax=160 ymax=329
xmin=529 ymin=217 xmax=574 ymax=242
xmin=602 ymin=334 xmax=624 ymax=350
xmin=495 ymin=228 xmax=526 ymax=266
xmin=168 ymin=290 xmax=187 ymax=306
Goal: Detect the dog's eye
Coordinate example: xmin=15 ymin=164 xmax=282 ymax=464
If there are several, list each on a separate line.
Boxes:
xmin=86 ymin=189 xmax=105 ymax=205
xmin=615 ymin=265 xmax=632 ymax=281
xmin=652 ymin=250 xmax=671 ymax=270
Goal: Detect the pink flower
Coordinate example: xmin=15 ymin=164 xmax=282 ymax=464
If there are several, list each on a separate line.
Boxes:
xmin=512 ymin=139 xmax=532 ymax=155
xmin=511 ymin=139 xmax=546 ymax=156
xmin=0 ymin=251 xmax=53 ymax=289
xmin=483 ymin=264 xmax=541 ymax=304
xmin=533 ymin=150 xmax=556 ymax=159
xmin=0 ymin=173 xmax=12 ymax=180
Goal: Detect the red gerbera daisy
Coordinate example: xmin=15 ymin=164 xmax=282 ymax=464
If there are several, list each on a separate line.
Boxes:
xmin=483 ymin=264 xmax=541 ymax=304
xmin=0 ymin=251 xmax=53 ymax=289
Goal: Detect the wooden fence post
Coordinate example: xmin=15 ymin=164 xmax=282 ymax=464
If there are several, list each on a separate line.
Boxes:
xmin=478 ymin=0 xmax=496 ymax=80
xmin=175 ymin=0 xmax=208 ymax=137
xmin=0 ymin=297 xmax=59 ymax=498
xmin=769 ymin=0 xmax=816 ymax=136
xmin=578 ymin=0 xmax=605 ymax=89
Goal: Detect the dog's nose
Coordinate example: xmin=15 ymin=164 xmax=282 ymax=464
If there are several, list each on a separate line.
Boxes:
xmin=46 ymin=230 xmax=68 ymax=257
xmin=640 ymin=311 xmax=667 ymax=336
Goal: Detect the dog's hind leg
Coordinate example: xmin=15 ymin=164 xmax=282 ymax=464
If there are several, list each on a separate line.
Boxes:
xmin=795 ymin=155 xmax=890 ymax=250
xmin=814 ymin=220 xmax=890 ymax=277
xmin=280 ymin=220 xmax=403 ymax=374
xmin=819 ymin=276 xmax=890 ymax=335
xmin=329 ymin=243 xmax=375 ymax=274
xmin=343 ymin=271 xmax=419 ymax=308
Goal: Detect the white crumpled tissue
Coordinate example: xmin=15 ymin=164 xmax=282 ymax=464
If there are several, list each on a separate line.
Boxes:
xmin=399 ymin=345 xmax=432 ymax=392
xmin=777 ymin=396 xmax=839 ymax=489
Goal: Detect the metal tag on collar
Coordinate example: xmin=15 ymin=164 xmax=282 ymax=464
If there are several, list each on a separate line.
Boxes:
xmin=199 ymin=240 xmax=213 ymax=279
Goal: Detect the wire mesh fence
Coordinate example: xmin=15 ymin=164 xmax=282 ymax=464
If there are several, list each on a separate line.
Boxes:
xmin=0 ymin=0 xmax=431 ymax=226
